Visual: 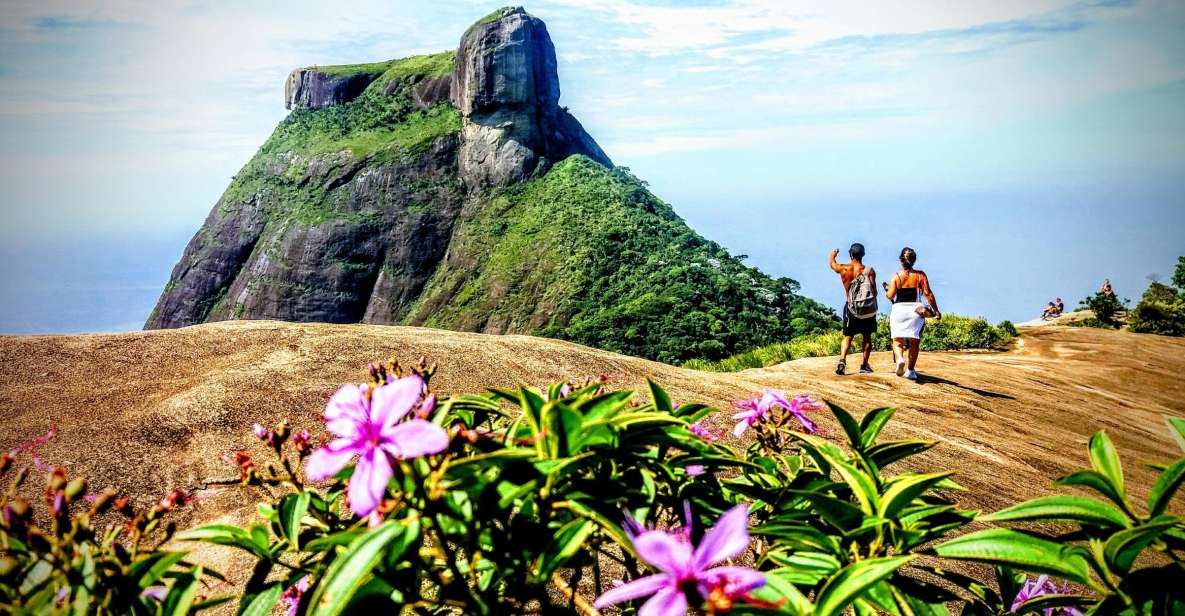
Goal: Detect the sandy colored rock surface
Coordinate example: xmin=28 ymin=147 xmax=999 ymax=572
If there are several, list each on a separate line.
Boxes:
xmin=2 ymin=321 xmax=1183 ymax=597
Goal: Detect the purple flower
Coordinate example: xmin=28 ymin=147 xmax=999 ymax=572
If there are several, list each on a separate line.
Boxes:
xmin=733 ymin=389 xmax=821 ymax=436
xmin=305 ymin=375 xmax=449 ymax=517
xmin=141 ymin=587 xmax=167 ymax=601
xmin=688 ymin=421 xmax=720 ymax=442
xmin=685 ymin=465 xmax=706 ymax=476
xmin=1011 ymin=575 xmax=1083 ymax=616
xmin=253 ymin=423 xmax=267 ymax=439
xmin=281 ymin=576 xmax=310 ymax=616
xmin=594 ymin=504 xmax=764 ymax=615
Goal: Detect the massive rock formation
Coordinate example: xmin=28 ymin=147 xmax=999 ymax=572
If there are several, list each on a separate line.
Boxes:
xmin=147 ymin=6 xmax=836 ymax=363
xmin=285 ymin=66 xmax=384 ymax=110
xmin=452 ymin=7 xmax=610 ymax=188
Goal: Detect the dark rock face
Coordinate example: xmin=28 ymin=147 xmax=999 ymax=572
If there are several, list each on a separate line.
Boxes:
xmin=285 ymin=68 xmax=380 ymax=110
xmin=148 ymin=7 xmax=613 ymax=330
xmin=451 ymin=6 xmax=610 ymax=188
xmin=148 ymin=137 xmax=464 ymax=328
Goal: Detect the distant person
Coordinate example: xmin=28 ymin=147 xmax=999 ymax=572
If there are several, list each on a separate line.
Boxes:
xmin=884 ymin=247 xmax=940 ymax=381
xmin=829 ymin=243 xmax=877 ymax=375
xmin=1041 ymin=297 xmax=1064 ymax=320
xmin=1101 ymin=279 xmax=1114 ymax=297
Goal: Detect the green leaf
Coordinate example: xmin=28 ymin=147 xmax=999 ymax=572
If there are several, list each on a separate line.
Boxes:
xmin=531 ymin=519 xmax=596 ymax=581
xmin=813 ymin=556 xmax=915 ymax=616
xmin=1148 ymin=457 xmax=1185 ymax=517
xmin=161 ymin=566 xmax=201 ymax=616
xmin=130 ymin=550 xmax=190 ymax=589
xmin=647 ymin=379 xmax=673 ymax=414
xmin=1013 ymin=593 xmax=1092 ymax=615
xmin=866 ymin=440 xmax=935 ymax=469
xmin=879 ymin=472 xmax=954 ymax=518
xmin=750 ymin=570 xmax=814 ymax=615
xmin=982 ymin=495 xmax=1129 ymax=529
xmin=931 ymin=528 xmax=1090 ymax=584
xmin=1103 ymin=515 xmax=1179 ymax=572
xmin=304 ymin=528 xmax=367 ymax=553
xmin=859 ymin=407 xmax=896 ymax=449
xmin=308 ymin=521 xmax=412 ymax=616
xmin=555 ymin=500 xmax=639 ymax=560
xmin=797 ymin=433 xmax=880 ymax=514
xmin=236 ymin=584 xmax=282 ymax=616
xmin=763 ymin=551 xmax=841 ymax=585
xmin=1055 ymin=471 xmax=1133 ymax=516
xmin=1087 ymin=431 xmax=1125 ymax=496
xmin=1167 ymin=416 xmax=1185 ymax=454
xmin=176 ymin=525 xmax=270 ymax=559
xmin=278 ymin=492 xmax=311 ymax=550
xmin=828 ymin=403 xmax=864 ymax=453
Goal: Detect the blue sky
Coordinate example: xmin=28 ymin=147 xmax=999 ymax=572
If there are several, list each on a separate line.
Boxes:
xmin=1 ymin=0 xmax=1183 ymax=333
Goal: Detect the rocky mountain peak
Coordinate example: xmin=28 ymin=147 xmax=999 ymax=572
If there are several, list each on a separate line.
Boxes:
xmin=450 ymin=6 xmax=610 ymax=188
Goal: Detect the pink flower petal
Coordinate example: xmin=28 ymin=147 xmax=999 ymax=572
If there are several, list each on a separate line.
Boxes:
xmin=324 ymin=385 xmax=367 ymax=438
xmin=381 ymin=419 xmax=449 ymax=459
xmin=347 ymin=448 xmax=392 ymax=517
xmin=694 ymin=504 xmax=750 ymax=568
xmin=639 ymin=586 xmax=689 ymax=616
xmin=634 ymin=530 xmax=694 ymax=577
xmin=304 ymin=440 xmax=358 ymax=481
xmin=370 ymin=375 xmax=423 ymax=430
xmin=592 ymin=574 xmax=672 ymax=609
xmin=699 ymin=565 xmax=765 ymax=597
xmin=733 ymin=420 xmax=751 ymax=437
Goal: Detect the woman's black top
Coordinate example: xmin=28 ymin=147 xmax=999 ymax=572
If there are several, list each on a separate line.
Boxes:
xmin=893 ymin=273 xmax=919 ymax=303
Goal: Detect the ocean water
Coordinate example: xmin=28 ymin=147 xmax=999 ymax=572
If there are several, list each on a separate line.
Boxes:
xmin=0 ymin=233 xmax=184 ymax=334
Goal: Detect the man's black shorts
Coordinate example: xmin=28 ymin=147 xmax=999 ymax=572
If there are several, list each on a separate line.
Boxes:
xmin=843 ymin=306 xmax=877 ymax=337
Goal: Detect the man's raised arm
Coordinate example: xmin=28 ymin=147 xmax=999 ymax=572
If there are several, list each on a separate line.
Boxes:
xmin=829 ymin=249 xmax=844 ymax=273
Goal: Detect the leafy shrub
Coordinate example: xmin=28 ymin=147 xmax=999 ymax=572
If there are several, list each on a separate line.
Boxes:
xmin=0 ymin=437 xmax=223 ymax=615
xmin=1078 ymin=291 xmax=1127 ymax=329
xmin=684 ymin=315 xmax=1013 ymax=372
xmin=8 ymin=364 xmax=1182 ymax=615
xmin=1127 ymin=276 xmax=1185 ymax=337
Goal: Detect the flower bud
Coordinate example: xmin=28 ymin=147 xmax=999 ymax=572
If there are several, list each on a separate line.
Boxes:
xmin=0 ymin=554 xmax=18 ymax=577
xmin=253 ymin=424 xmax=267 ymax=439
xmin=113 ymin=496 xmax=133 ymax=516
xmin=90 ymin=487 xmax=118 ymax=514
xmin=9 ymin=466 xmax=29 ymax=490
xmin=47 ymin=468 xmax=67 ymax=492
xmin=416 ymin=394 xmax=436 ymax=419
xmin=51 ymin=492 xmax=66 ymax=516
xmin=27 ymin=527 xmax=51 ymax=552
xmin=65 ymin=478 xmax=87 ymax=502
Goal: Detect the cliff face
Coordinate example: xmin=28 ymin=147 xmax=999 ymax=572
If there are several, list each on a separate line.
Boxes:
xmin=147 ymin=6 xmax=836 ymax=362
xmin=452 ymin=8 xmax=610 ymax=188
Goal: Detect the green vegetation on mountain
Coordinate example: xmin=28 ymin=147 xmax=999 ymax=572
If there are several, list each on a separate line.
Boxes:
xmin=410 ymin=156 xmax=838 ymax=363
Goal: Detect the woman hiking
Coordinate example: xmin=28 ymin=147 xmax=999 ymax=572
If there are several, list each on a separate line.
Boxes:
xmin=884 ymin=247 xmax=941 ymax=381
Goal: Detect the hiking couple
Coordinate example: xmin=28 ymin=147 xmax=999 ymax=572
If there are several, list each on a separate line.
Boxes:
xmin=829 ymin=244 xmax=941 ymax=381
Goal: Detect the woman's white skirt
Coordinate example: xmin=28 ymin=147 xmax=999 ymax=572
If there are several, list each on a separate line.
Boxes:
xmin=890 ymin=302 xmax=925 ymax=339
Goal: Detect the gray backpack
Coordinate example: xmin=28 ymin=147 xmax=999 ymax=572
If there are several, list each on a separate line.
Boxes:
xmin=846 ymin=270 xmax=878 ymax=319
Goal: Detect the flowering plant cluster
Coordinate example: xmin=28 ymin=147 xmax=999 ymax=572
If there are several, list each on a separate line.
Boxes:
xmin=0 ymin=432 xmax=221 ymax=615
xmin=3 ymin=361 xmax=1183 ymax=615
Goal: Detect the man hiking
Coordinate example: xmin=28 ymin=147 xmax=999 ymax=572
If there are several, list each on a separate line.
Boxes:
xmin=830 ymin=243 xmax=878 ymax=375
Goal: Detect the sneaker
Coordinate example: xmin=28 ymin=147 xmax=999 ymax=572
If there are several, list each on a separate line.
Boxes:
xmin=859 ymin=364 xmax=873 ymax=374
xmin=895 ymin=360 xmax=906 ymax=377
xmin=836 ymin=360 xmax=846 ymax=376
xmin=905 ymin=370 xmax=919 ymax=381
